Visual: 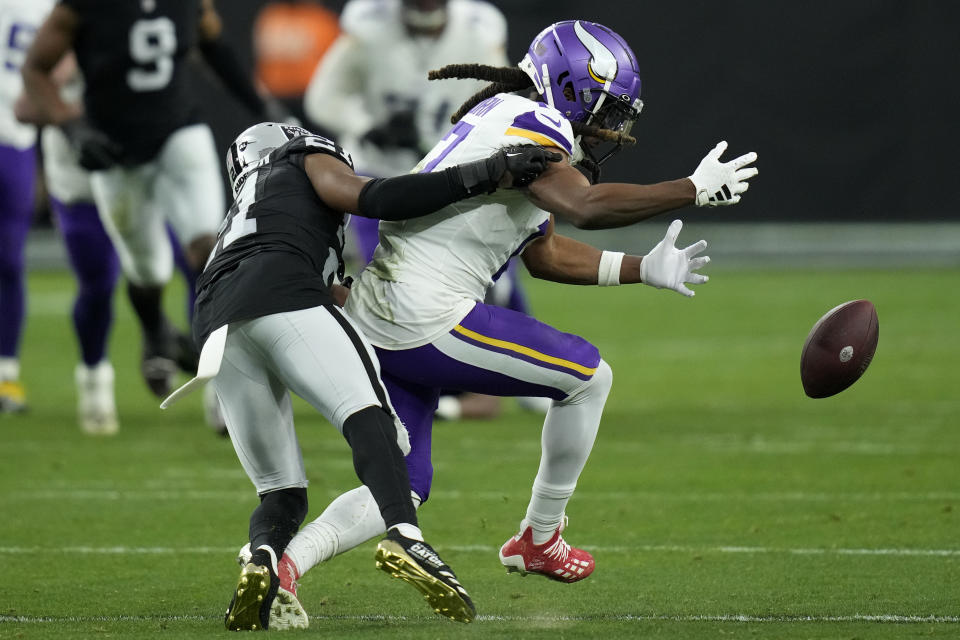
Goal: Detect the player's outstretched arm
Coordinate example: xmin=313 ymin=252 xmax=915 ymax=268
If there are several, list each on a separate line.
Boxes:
xmin=527 ymin=143 xmax=757 ymax=229
xmin=306 ymin=146 xmax=561 ymax=220
xmin=522 ymin=217 xmax=709 ymax=297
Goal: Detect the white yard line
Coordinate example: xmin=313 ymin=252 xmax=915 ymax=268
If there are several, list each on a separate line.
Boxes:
xmin=2 ymin=613 xmax=958 ymax=624
xmin=9 ymin=488 xmax=960 ymax=502
xmin=1 ymin=544 xmax=958 ymax=557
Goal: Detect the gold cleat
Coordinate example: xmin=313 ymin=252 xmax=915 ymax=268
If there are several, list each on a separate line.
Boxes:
xmin=225 ymin=563 xmax=274 ymax=631
xmin=0 ymin=380 xmax=27 ymax=413
xmin=375 ymin=533 xmax=475 ymax=623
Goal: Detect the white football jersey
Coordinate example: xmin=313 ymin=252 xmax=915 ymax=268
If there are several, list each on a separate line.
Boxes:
xmin=345 ymin=93 xmax=575 ymax=349
xmin=304 ymin=0 xmax=507 ymax=177
xmin=0 ymin=0 xmax=54 ymax=149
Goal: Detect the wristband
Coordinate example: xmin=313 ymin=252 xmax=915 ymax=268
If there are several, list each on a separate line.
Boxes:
xmin=597 ymin=250 xmax=624 ymax=287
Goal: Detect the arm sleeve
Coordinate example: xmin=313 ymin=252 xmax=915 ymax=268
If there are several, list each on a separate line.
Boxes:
xmin=198 ymin=37 xmax=266 ymax=117
xmin=356 ymin=168 xmax=470 ymax=221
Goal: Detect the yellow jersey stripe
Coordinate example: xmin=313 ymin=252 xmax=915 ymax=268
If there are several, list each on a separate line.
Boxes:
xmin=504 ymin=127 xmax=567 ymax=151
xmin=452 ymin=325 xmax=598 ymax=376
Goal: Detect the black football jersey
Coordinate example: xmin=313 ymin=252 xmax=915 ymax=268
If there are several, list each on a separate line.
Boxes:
xmin=61 ymin=0 xmax=201 ymax=164
xmin=192 ymin=135 xmax=354 ymax=348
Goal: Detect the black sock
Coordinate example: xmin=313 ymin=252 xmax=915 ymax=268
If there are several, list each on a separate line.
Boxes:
xmin=249 ymin=487 xmax=308 ymax=561
xmin=342 ymin=406 xmax=418 ymax=529
xmin=126 ymin=283 xmax=167 ymax=344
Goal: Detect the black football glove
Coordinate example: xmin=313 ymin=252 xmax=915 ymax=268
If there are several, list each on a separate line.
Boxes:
xmin=497 ymin=145 xmax=564 ymax=187
xmin=455 ymin=145 xmax=563 ymax=196
xmin=60 ymin=117 xmax=122 ymax=171
xmin=361 ymin=110 xmax=420 ymax=151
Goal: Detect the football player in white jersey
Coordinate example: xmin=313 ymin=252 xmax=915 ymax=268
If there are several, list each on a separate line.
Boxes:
xmin=278 ymin=20 xmax=758 ymax=587
xmin=0 ymin=0 xmax=55 ymax=412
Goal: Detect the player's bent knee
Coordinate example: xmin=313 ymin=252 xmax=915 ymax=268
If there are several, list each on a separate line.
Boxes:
xmin=593 ymin=359 xmax=613 ymax=397
xmin=563 ymin=358 xmax=613 ymax=405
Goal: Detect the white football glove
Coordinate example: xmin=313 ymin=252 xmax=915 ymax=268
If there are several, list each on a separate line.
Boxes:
xmin=639 ymin=220 xmax=710 ymax=297
xmin=689 ymin=141 xmax=758 ymax=206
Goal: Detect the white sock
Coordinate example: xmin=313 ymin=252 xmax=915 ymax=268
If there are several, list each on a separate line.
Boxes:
xmin=523 ymin=359 xmax=612 ymax=545
xmin=284 ymin=486 xmax=423 ymax=576
xmin=256 ymin=544 xmax=279 ymax=574
xmin=389 ymin=522 xmax=424 ymax=542
xmin=0 ymin=357 xmax=19 ymax=382
xmin=435 ymin=395 xmax=462 ymax=420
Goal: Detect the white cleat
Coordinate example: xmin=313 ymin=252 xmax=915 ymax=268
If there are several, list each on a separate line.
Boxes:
xmin=76 ymin=361 xmax=119 ymax=436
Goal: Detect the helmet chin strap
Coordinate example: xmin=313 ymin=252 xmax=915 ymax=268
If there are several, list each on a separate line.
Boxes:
xmin=584 ymin=78 xmax=612 ymax=127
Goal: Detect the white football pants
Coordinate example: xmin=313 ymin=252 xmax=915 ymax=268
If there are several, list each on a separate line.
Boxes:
xmin=210 ymin=305 xmax=400 ymax=495
xmin=89 ymin=123 xmax=224 ymax=286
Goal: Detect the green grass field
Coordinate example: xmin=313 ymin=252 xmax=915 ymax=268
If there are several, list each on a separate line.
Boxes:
xmin=2 ymin=266 xmax=958 ymax=639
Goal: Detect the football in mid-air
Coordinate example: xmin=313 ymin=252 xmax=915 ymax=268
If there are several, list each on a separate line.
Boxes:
xmin=800 ymin=299 xmax=879 ymax=398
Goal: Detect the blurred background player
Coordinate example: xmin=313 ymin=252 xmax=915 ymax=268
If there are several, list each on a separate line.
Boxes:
xmin=20 ymin=0 xmax=275 ymax=404
xmin=252 ymin=0 xmax=339 ymax=127
xmin=304 ymin=0 xmax=507 ymax=263
xmin=306 ymin=0 xmax=547 ymax=420
xmin=17 ymin=52 xmax=210 ymax=434
xmin=0 ymin=0 xmax=54 ymax=412
xmin=33 ymin=57 xmax=119 ymax=434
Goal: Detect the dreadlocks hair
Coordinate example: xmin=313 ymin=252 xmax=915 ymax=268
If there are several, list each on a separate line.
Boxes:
xmin=429 ymin=63 xmax=637 ymax=147
xmin=429 ymin=64 xmax=532 ymax=123
xmin=571 ymin=122 xmax=637 ymax=146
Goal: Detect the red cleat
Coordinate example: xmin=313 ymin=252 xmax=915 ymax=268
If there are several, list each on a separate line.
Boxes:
xmin=499 ymin=525 xmax=594 ymax=583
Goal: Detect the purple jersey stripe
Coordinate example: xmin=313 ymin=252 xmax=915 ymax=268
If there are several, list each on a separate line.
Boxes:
xmin=492 ymin=218 xmax=549 ymax=282
xmin=508 ymin=111 xmax=573 ymax=154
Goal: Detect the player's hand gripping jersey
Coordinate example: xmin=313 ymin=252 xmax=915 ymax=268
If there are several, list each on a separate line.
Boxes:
xmin=346 ymin=93 xmax=574 ymax=349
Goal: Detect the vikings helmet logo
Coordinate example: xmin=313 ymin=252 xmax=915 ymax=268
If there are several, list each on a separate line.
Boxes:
xmin=574 ymin=21 xmax=618 ymax=85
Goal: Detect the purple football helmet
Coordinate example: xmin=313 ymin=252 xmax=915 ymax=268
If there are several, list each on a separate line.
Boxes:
xmin=519 ymin=20 xmax=643 ymax=169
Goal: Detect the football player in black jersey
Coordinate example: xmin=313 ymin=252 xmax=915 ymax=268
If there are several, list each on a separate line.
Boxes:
xmin=21 ymin=0 xmax=279 ymax=400
xmin=170 ymin=122 xmax=558 ymax=630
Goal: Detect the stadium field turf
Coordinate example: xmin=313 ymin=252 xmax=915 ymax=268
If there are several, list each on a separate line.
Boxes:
xmin=2 ymin=266 xmax=958 ymax=638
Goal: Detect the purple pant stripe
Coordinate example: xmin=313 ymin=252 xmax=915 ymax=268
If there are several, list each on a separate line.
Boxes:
xmin=457 ymin=303 xmax=601 ymax=372
xmin=449 ymin=327 xmax=593 ymax=381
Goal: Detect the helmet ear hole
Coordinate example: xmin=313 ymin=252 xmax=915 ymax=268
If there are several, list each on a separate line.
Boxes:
xmin=562 ymin=83 xmax=576 ymax=103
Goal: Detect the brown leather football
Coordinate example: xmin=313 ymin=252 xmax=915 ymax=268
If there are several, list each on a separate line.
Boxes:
xmin=800 ymin=300 xmax=879 ymax=398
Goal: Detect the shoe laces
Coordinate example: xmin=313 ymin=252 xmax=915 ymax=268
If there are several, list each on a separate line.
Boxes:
xmin=542 ymin=534 xmax=571 ymax=563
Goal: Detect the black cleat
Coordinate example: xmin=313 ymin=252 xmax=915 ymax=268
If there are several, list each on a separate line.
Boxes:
xmin=375 ymin=529 xmax=476 ymax=623
xmin=140 ymin=326 xmax=197 ymax=398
